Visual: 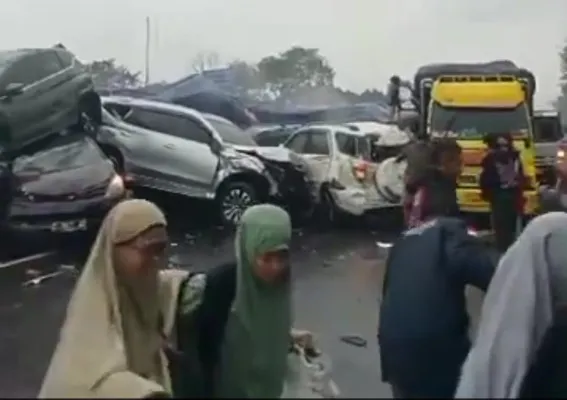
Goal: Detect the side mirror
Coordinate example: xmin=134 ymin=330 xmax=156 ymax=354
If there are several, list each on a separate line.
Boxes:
xmin=1 ymin=82 xmax=24 ymax=98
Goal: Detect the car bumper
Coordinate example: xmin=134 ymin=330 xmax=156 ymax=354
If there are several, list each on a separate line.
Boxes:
xmin=330 ymin=186 xmax=401 ymax=216
xmin=457 ymin=189 xmax=539 ymax=215
xmin=3 ymin=195 xmax=126 ymax=247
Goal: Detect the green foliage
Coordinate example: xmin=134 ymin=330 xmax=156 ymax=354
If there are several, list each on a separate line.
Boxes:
xmin=85 ymin=59 xmax=141 ymax=89
xmin=256 ymin=47 xmax=335 ymax=97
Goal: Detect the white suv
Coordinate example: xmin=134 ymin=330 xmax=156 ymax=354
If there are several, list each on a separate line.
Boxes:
xmin=282 ymin=122 xmax=409 ymax=222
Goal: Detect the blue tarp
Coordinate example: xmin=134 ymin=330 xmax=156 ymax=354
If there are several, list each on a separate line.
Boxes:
xmin=249 ymin=103 xmax=390 ymax=125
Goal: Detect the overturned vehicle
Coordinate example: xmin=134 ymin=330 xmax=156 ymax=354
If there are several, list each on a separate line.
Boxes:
xmin=97 ymin=96 xmax=312 ymax=225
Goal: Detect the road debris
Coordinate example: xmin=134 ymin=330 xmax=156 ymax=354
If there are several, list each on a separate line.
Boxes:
xmin=340 ymin=335 xmax=367 ymax=348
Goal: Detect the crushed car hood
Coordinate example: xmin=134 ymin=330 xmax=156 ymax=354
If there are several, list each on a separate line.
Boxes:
xmin=16 ymin=163 xmax=113 ymax=197
xmin=232 ymin=145 xmax=294 ymax=163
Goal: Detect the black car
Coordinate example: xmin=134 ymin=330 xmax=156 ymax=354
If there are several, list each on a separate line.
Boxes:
xmin=2 ymin=134 xmax=127 ymax=255
xmin=0 ymin=46 xmax=101 ymax=154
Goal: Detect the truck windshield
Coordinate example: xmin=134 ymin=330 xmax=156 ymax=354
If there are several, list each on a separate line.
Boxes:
xmin=429 ymin=103 xmax=530 ymax=139
xmin=533 ymin=116 xmax=563 ymax=143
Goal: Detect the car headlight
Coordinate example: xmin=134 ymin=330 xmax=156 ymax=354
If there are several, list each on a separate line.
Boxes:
xmin=557 ymin=149 xmax=565 ymax=160
xmin=105 ymin=174 xmax=125 ymax=198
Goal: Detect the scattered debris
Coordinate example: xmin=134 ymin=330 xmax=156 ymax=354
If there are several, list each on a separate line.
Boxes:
xmin=340 ymin=335 xmax=367 ymax=348
xmin=59 ymin=264 xmax=77 ymax=272
xmin=22 ymin=271 xmax=65 ymax=287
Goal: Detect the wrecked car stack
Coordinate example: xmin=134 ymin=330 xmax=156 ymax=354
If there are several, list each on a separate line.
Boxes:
xmin=0 ymin=46 xmax=413 ymax=259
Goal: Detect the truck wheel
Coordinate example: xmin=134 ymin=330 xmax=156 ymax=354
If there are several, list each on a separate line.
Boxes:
xmin=217 ymin=181 xmax=258 ymax=227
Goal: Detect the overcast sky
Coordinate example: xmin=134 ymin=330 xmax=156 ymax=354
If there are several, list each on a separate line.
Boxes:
xmin=1 ymin=0 xmax=565 ymax=106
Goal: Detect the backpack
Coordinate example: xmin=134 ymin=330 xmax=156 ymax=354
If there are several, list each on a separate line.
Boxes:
xmin=169 ymin=262 xmax=237 ymax=398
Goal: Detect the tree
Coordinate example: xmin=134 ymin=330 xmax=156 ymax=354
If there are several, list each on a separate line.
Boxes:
xmin=85 ymin=59 xmax=141 ymax=89
xmin=256 ymin=46 xmax=335 ymax=98
xmin=227 ymin=60 xmax=273 ymax=102
xmin=557 ymin=39 xmax=567 ymax=125
xmin=191 ymin=51 xmax=223 ymax=73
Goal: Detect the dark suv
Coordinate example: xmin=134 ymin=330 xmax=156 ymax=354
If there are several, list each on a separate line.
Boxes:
xmin=0 ymin=46 xmax=101 ymax=154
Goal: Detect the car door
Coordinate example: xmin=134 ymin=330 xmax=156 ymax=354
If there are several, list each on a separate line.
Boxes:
xmin=118 ymin=107 xmax=185 ymax=188
xmin=285 ymin=129 xmax=331 ymax=187
xmin=126 ymin=108 xmax=218 ymax=198
xmin=157 ymin=113 xmax=219 ymax=198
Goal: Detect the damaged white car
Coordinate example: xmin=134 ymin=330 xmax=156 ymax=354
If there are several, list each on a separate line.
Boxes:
xmin=281 ymin=122 xmax=410 ymax=223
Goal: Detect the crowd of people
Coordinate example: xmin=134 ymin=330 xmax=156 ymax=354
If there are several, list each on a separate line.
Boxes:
xmin=380 ymin=134 xmax=567 ymax=398
xmin=35 ymin=133 xmax=567 ymax=398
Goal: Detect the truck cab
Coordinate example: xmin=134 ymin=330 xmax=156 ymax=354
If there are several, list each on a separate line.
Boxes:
xmin=409 ymin=61 xmax=539 ymax=215
xmin=533 ymin=109 xmax=563 ymax=186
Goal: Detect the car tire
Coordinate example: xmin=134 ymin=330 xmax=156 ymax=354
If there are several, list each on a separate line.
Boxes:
xmin=217 ymin=181 xmax=258 ymax=227
xmin=75 ymin=92 xmax=102 ymax=133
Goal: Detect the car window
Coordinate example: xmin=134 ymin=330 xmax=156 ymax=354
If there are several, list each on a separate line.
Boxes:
xmin=357 ymin=136 xmax=372 ymax=160
xmin=335 ymin=132 xmax=357 ymax=156
xmin=285 ymin=132 xmax=308 ymax=153
xmin=125 ymin=108 xmax=211 ymax=144
xmin=13 ymin=137 xmax=104 ymax=174
xmin=180 ymin=118 xmax=211 ymax=144
xmin=34 ymin=51 xmax=63 ymax=81
xmin=0 ymin=50 xmax=22 ymax=76
xmin=304 ymin=131 xmax=330 ymax=155
xmin=0 ymin=56 xmax=37 ymax=87
xmin=205 ymin=116 xmax=256 ymax=146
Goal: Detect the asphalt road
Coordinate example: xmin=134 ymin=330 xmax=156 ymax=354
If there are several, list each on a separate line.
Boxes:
xmin=0 ymin=193 xmax=486 ymax=398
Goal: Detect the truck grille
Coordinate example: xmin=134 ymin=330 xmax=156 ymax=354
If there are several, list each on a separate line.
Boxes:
xmin=458 ymin=175 xmax=477 ymax=185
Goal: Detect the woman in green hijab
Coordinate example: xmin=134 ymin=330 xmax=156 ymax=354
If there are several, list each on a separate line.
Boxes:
xmin=215 ymin=204 xmax=297 ymax=398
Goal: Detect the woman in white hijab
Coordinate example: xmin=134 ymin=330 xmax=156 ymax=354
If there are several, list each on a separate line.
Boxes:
xmin=39 ymin=199 xmax=205 ymax=398
xmin=456 ymin=211 xmax=567 ymax=398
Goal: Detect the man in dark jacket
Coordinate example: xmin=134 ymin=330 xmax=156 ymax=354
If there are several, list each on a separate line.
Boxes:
xmin=404 ymin=138 xmax=462 ymax=228
xmin=378 ymin=217 xmax=495 ymax=398
xmin=479 ymin=133 xmax=526 ymax=252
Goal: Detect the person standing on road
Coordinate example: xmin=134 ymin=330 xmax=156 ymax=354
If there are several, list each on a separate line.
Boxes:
xmin=378 ymin=216 xmax=495 ymax=398
xmin=403 ymin=138 xmax=462 ymax=228
xmin=539 ymin=150 xmax=567 ymax=213
xmin=39 ymin=199 xmax=206 ymax=398
xmin=480 ymin=133 xmax=526 ymax=252
xmin=456 ymin=212 xmax=567 ymax=398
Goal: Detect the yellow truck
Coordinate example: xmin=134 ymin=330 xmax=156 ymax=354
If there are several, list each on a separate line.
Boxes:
xmin=410 ymin=61 xmax=538 ymax=215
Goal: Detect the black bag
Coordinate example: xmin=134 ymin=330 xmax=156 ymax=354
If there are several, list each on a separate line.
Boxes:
xmin=169 ymin=263 xmax=237 ymax=398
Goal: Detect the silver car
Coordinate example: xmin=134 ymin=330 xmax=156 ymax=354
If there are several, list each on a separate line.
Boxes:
xmin=97 ymin=96 xmax=278 ymax=226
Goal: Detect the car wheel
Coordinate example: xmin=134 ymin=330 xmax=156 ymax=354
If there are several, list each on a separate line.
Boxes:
xmin=217 ymin=181 xmax=258 ymax=226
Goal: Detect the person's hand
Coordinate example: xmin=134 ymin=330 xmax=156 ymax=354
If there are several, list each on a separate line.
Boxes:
xmin=291 ymin=329 xmax=319 ymax=356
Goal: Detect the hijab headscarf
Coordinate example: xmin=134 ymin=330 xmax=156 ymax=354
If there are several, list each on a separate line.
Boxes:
xmin=216 ymin=204 xmax=292 ymax=398
xmin=455 ymin=212 xmax=567 ymax=398
xmin=39 ymin=199 xmax=187 ymax=398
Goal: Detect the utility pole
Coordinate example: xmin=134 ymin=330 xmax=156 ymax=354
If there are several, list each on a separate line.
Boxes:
xmin=144 ymin=16 xmax=150 ymax=85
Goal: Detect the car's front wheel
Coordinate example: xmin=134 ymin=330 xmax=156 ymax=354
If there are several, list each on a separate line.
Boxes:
xmin=217 ymin=181 xmax=258 ymax=227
